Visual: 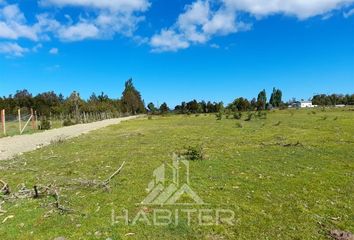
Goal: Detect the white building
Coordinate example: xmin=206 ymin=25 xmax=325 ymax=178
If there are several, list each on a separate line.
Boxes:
xmin=300 ymin=101 xmax=315 ymax=108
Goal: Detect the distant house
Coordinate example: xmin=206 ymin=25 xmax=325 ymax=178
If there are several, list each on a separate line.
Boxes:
xmin=300 ymin=101 xmax=315 ymax=108
xmin=288 ymin=101 xmax=316 ymax=108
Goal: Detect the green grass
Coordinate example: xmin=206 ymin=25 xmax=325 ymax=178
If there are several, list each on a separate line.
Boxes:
xmin=0 ymin=109 xmax=353 ymax=239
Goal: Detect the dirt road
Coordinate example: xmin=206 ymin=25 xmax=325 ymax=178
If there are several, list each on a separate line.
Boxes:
xmin=0 ymin=116 xmax=140 ymax=160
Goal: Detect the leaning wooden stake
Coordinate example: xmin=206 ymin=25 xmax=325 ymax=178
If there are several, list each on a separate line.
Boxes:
xmin=0 ymin=180 xmax=10 ymax=195
xmin=102 ymin=161 xmax=126 ymax=186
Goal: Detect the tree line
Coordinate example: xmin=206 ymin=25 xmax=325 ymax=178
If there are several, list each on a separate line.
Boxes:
xmin=1 ymin=82 xmax=353 ymax=118
xmin=312 ymin=94 xmax=354 ymax=106
xmin=0 ymin=79 xmax=145 ymax=117
xmin=147 ymin=88 xmax=284 ymax=114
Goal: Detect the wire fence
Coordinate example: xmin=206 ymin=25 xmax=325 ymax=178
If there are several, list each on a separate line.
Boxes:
xmin=0 ymin=108 xmax=127 ymax=138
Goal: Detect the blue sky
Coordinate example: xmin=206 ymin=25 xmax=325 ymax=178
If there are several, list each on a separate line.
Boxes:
xmin=0 ymin=0 xmax=353 ymax=107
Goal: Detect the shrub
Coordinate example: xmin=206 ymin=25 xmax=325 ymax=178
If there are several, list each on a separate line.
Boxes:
xmin=321 ymin=115 xmax=328 ymax=120
xmin=178 ymin=145 xmax=204 ymax=161
xmin=235 ymin=122 xmax=243 ymax=128
xmin=233 ymin=112 xmax=242 ymax=120
xmin=245 ymin=112 xmax=254 ymax=121
xmin=63 ymin=119 xmax=76 ymax=126
xmin=274 ymin=121 xmax=281 ymax=126
xmin=39 ymin=118 xmax=51 ymax=130
xmin=215 ymin=112 xmax=223 ymax=120
xmin=148 ymin=116 xmax=153 ymax=120
xmin=257 ymin=111 xmax=267 ymax=119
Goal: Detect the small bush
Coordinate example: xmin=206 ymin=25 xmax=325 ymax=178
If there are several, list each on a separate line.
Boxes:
xmin=39 ymin=118 xmax=51 ymax=130
xmin=244 ymin=112 xmax=253 ymax=121
xmin=274 ymin=121 xmax=281 ymax=126
xmin=195 ymin=114 xmax=200 ymax=117
xmin=178 ymin=145 xmax=204 ymax=161
xmin=333 ymin=116 xmax=338 ymax=121
xmin=215 ymin=112 xmax=223 ymax=121
xmin=63 ymin=119 xmax=76 ymax=126
xmin=257 ymin=111 xmax=267 ymax=119
xmin=148 ymin=116 xmax=153 ymax=120
xmin=320 ymin=115 xmax=328 ymax=121
xmin=235 ymin=122 xmax=243 ymax=128
xmin=233 ymin=112 xmax=242 ymax=120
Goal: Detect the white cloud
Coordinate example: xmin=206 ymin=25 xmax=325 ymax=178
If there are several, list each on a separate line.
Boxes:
xmin=32 ymin=43 xmax=43 ymax=52
xmin=177 ymin=0 xmax=211 ymax=43
xmin=150 ymin=0 xmax=251 ymax=52
xmin=0 ymin=42 xmax=29 ymax=57
xmin=49 ymin=47 xmax=58 ymax=54
xmin=58 ymin=22 xmax=99 ymax=41
xmin=41 ymin=0 xmax=150 ymax=12
xmin=150 ymin=29 xmax=190 ymax=52
xmin=0 ymin=4 xmax=38 ymax=40
xmin=223 ymin=0 xmax=354 ymax=19
xmin=210 ymin=43 xmax=220 ymax=48
xmin=0 ymin=0 xmax=150 ymax=43
xmin=1 ymin=0 xmax=354 ymax=54
xmin=36 ymin=0 xmax=150 ymax=41
xmin=151 ymin=0 xmax=354 ymax=52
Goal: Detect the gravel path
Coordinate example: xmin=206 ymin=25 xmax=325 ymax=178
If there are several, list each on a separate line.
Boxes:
xmin=0 ymin=116 xmax=140 ymax=160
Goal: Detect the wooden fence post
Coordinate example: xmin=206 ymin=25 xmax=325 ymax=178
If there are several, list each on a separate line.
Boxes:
xmin=18 ymin=108 xmax=22 ymax=134
xmin=1 ymin=109 xmax=6 ymax=136
xmin=31 ymin=108 xmax=35 ymax=130
xmin=35 ymin=110 xmax=38 ymax=129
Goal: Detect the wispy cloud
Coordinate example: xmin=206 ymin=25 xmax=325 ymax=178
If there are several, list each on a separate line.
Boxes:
xmin=40 ymin=0 xmax=150 ymax=12
xmin=0 ymin=0 xmax=150 ymax=44
xmin=150 ymin=29 xmax=190 ymax=52
xmin=343 ymin=8 xmax=354 ymax=18
xmin=0 ymin=4 xmax=39 ymax=41
xmin=0 ymin=42 xmax=29 ymax=57
xmin=49 ymin=47 xmax=58 ymax=54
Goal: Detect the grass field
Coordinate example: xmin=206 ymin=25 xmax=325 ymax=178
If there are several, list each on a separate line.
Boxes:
xmin=0 ymin=109 xmax=353 ymax=239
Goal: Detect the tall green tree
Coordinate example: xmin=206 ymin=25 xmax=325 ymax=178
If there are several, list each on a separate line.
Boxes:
xmin=147 ymin=102 xmax=157 ymax=114
xmin=229 ymin=97 xmax=250 ymax=111
xmin=159 ymin=102 xmax=169 ymax=114
xmin=257 ymin=89 xmax=267 ymax=110
xmin=121 ymin=79 xmax=145 ymax=115
xmin=269 ymin=87 xmax=283 ymax=107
